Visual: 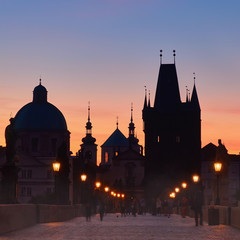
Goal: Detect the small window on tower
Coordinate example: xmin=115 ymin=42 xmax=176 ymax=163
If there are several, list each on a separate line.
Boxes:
xmin=176 ymin=136 xmax=180 ymax=143
xmin=105 ymin=152 xmax=108 ymax=163
xmin=115 ymin=152 xmax=118 ymax=156
xmin=158 ymin=136 xmax=160 ymax=143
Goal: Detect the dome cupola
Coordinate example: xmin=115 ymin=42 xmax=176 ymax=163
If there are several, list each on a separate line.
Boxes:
xmin=33 ymin=79 xmax=47 ymax=103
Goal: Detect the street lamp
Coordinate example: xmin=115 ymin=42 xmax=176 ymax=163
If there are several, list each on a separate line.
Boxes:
xmin=81 ymin=174 xmax=87 ymax=182
xmin=214 ymin=162 xmax=222 ymax=205
xmin=52 ymin=161 xmax=61 ymax=172
xmin=192 ymin=174 xmax=200 ymax=183
xmin=169 ymin=192 xmax=176 ymax=198
xmin=52 ymin=161 xmax=61 ymax=204
xmin=104 ymin=186 xmax=110 ymax=192
xmin=175 ymin=187 xmax=180 ymax=193
xmin=95 ymin=181 xmax=101 ymax=189
xmin=182 ymin=182 xmax=187 ymax=189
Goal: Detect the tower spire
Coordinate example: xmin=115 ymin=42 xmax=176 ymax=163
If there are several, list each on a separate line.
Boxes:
xmin=116 ymin=116 xmax=119 ymax=129
xmin=131 ymin=102 xmax=133 ymax=123
xmin=129 ymin=103 xmax=136 ymax=139
xmin=85 ymin=102 xmax=92 ymax=135
xmin=88 ymin=101 xmax=90 ymax=122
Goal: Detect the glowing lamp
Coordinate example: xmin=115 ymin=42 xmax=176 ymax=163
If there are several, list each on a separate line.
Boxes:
xmin=95 ymin=181 xmax=101 ymax=188
xmin=214 ymin=162 xmax=222 ymax=172
xmin=52 ymin=162 xmax=60 ymax=172
xmin=182 ymin=182 xmax=187 ymax=189
xmin=81 ymin=174 xmax=87 ymax=182
xmin=169 ymin=192 xmax=176 ymax=198
xmin=192 ymin=175 xmax=199 ymax=183
xmin=175 ymin=187 xmax=180 ymax=193
xmin=104 ymin=187 xmax=109 ymax=192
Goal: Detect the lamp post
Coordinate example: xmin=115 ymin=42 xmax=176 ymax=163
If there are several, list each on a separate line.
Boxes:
xmin=53 ymin=161 xmax=60 ymax=204
xmin=214 ymin=162 xmax=222 ymax=205
xmin=80 ymin=174 xmax=87 ymax=203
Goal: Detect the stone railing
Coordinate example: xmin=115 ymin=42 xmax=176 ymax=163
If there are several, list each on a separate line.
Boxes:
xmin=0 ymin=204 xmax=85 ymax=235
xmin=174 ymin=205 xmax=240 ymax=228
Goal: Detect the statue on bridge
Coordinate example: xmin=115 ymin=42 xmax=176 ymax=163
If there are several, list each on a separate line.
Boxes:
xmin=5 ymin=118 xmax=17 ymax=164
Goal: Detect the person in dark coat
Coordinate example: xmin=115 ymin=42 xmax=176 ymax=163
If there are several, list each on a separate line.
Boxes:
xmin=85 ymin=202 xmax=92 ymax=222
xmin=99 ymin=200 xmax=105 ymax=221
xmin=191 ymin=185 xmax=204 ymax=226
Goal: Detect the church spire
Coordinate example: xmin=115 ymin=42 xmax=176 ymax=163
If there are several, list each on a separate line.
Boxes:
xmin=116 ymin=116 xmax=119 ymax=129
xmin=82 ymin=102 xmax=96 ymax=145
xmin=86 ymin=102 xmax=92 ymax=135
xmin=129 ymin=103 xmax=135 ymax=138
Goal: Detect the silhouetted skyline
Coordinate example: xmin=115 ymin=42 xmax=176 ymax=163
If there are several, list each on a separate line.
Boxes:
xmin=1 ymin=1 xmax=240 ymax=163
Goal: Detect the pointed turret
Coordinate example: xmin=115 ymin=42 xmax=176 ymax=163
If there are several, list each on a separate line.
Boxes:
xmin=191 ymin=84 xmax=200 ymax=111
xmin=143 ymin=87 xmax=147 ymax=109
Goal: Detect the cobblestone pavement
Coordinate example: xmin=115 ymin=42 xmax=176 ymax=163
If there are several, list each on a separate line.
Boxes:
xmin=1 ymin=213 xmax=240 ymax=240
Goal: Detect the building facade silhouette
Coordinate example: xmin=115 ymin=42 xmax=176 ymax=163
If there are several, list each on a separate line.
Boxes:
xmin=1 ymin=80 xmax=71 ymax=204
xmin=142 ymin=58 xmax=201 ymax=192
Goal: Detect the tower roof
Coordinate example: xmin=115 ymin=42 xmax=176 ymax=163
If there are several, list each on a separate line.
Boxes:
xmin=154 ymin=64 xmax=181 ymax=112
xmin=101 ymin=128 xmax=129 ymax=147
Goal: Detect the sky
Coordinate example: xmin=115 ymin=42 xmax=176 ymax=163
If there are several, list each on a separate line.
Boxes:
xmin=1 ymin=0 xmax=240 ymax=164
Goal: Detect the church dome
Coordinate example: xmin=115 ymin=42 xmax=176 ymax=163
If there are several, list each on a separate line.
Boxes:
xmin=14 ymin=81 xmax=67 ymax=131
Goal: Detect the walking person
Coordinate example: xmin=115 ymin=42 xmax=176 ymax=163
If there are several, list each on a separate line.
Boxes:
xmin=180 ymin=196 xmax=189 ymax=218
xmin=191 ymin=185 xmax=204 ymax=226
xmin=99 ymin=199 xmax=105 ymax=221
xmin=85 ymin=202 xmax=91 ymax=222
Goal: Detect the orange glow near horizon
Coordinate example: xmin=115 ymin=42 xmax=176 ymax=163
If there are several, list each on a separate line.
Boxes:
xmin=1 ymin=93 xmax=240 ymax=167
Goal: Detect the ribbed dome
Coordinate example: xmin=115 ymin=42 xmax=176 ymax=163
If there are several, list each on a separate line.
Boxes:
xmin=14 ymin=82 xmax=67 ymax=131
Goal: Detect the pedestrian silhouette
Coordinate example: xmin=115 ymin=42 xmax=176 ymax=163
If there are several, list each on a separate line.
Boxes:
xmin=99 ymin=200 xmax=105 ymax=221
xmin=191 ymin=184 xmax=203 ymax=226
xmin=85 ymin=202 xmax=91 ymax=222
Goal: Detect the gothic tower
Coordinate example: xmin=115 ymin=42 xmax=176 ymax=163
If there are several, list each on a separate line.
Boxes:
xmin=142 ymin=52 xmax=201 ymax=187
